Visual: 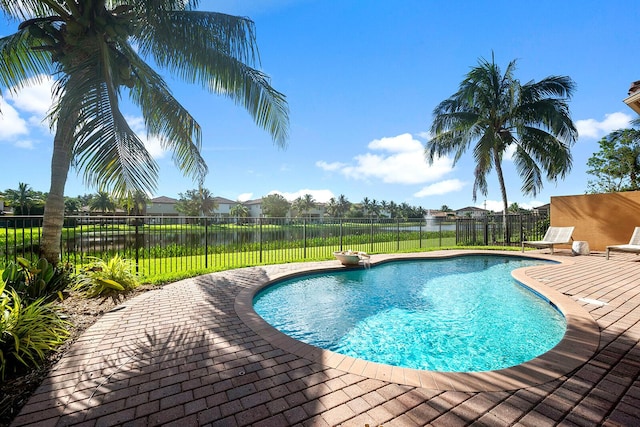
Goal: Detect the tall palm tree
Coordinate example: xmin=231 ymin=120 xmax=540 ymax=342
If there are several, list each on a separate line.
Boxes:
xmin=0 ymin=1 xmax=289 ymax=263
xmin=198 ymin=187 xmax=217 ymax=217
xmin=89 ymin=191 xmax=116 ymax=213
xmin=5 ymin=182 xmax=34 ymax=214
xmin=426 ymin=55 xmax=577 ymax=239
xmin=121 ymin=190 xmax=149 ymax=215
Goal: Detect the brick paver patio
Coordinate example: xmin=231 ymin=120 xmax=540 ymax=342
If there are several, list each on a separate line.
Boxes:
xmin=11 ymin=250 xmax=640 ymax=426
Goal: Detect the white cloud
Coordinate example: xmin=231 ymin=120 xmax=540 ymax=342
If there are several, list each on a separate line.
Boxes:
xmin=237 ymin=192 xmax=253 ymax=202
xmin=414 ymin=179 xmax=466 ymax=197
xmin=14 ymin=139 xmax=35 ymax=149
xmin=126 ymin=115 xmax=166 ymax=159
xmin=318 ymin=133 xmax=454 ymax=185
xmin=316 ymin=160 xmax=347 ymax=171
xmin=268 ymin=189 xmax=335 ymax=203
xmin=576 ymin=112 xmax=632 ymax=139
xmin=6 ymin=75 xmax=54 ymax=116
xmin=0 ymin=98 xmax=29 ymax=140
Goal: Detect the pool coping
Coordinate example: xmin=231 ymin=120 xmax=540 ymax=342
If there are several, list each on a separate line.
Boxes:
xmin=235 ymin=250 xmax=600 ymax=392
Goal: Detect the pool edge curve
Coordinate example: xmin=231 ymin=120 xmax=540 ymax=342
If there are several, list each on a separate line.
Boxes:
xmin=235 ymin=250 xmax=600 ymax=392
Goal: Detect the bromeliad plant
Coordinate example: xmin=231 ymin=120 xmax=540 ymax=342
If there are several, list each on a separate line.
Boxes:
xmin=73 ymin=255 xmax=139 ymax=302
xmin=0 ymin=281 xmax=70 ymax=379
xmin=1 ymin=257 xmax=72 ymax=303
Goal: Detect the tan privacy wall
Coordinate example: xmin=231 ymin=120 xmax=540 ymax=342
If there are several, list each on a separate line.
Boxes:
xmin=551 ymin=191 xmax=640 ymax=252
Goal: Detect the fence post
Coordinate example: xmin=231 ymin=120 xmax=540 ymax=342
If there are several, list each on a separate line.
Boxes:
xmin=303 ymin=218 xmax=307 ymax=259
xmin=259 ymin=218 xmax=263 ymax=263
xmin=397 ymin=218 xmax=400 ymax=251
xmin=370 ymin=218 xmax=374 ymax=253
xmin=483 ymin=216 xmax=489 ymax=246
xmin=339 ymin=219 xmax=343 ymax=251
xmin=419 ymin=219 xmax=423 ymax=248
xmin=205 ymin=219 xmax=209 ymax=269
xmin=135 ymin=220 xmax=139 ymax=273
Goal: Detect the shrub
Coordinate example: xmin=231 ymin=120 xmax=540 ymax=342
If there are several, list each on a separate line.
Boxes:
xmin=0 ymin=281 xmax=70 ymax=379
xmin=1 ymin=258 xmax=72 ymax=303
xmin=73 ymin=255 xmax=139 ymax=301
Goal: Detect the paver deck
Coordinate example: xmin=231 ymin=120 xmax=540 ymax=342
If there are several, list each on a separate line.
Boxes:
xmin=11 ymin=250 xmax=640 ymax=426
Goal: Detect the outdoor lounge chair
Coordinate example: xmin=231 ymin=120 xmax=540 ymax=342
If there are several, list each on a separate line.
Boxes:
xmin=606 ymin=227 xmax=640 ymax=260
xmin=522 ymin=226 xmax=574 ymax=254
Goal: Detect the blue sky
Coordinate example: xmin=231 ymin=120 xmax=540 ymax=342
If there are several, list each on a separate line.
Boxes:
xmin=1 ymin=0 xmax=638 ymax=211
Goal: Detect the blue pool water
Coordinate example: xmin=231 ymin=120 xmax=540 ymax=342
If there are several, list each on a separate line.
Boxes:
xmin=253 ymin=255 xmax=566 ymax=372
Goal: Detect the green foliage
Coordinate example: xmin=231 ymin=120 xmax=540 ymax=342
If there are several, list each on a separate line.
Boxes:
xmin=586 ymin=129 xmax=640 ymax=193
xmin=1 ymin=258 xmax=72 ymax=303
xmin=0 ymin=281 xmax=70 ymax=379
xmin=175 ymin=188 xmax=218 ymax=217
xmin=73 ymin=255 xmax=139 ymax=301
xmin=261 ymin=194 xmax=291 ymax=217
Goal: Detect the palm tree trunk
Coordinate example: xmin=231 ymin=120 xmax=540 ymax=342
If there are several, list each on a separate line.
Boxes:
xmin=494 ymin=151 xmax=510 ymax=244
xmin=41 ymin=124 xmax=74 ymax=264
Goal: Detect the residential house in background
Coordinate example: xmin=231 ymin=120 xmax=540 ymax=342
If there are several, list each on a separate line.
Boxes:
xmin=213 ymin=197 xmax=237 ymax=218
xmin=455 ymin=206 xmax=489 ymax=218
xmin=624 ymin=81 xmax=640 ymax=114
xmin=146 ymin=196 xmax=180 ymax=217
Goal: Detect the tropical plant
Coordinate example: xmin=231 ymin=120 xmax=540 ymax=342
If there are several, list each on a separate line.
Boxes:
xmin=230 ymin=203 xmax=249 ymax=220
xmin=89 ymin=191 xmax=116 ymax=213
xmin=121 ymin=190 xmax=149 ymax=215
xmin=73 ymin=255 xmax=139 ymax=301
xmin=586 ymin=128 xmax=640 ymax=193
xmin=292 ymin=194 xmax=316 ymax=218
xmin=326 ymin=194 xmax=350 ymax=218
xmin=3 ymin=183 xmax=41 ymax=215
xmin=1 ymin=257 xmax=71 ymax=303
xmin=175 ymin=187 xmax=217 ymax=217
xmin=0 ymin=281 xmax=70 ymax=379
xmin=0 ymin=1 xmax=289 ymax=264
xmin=261 ymin=194 xmax=291 ymax=217
xmin=426 ymin=54 xmax=577 ymax=240
xmin=64 ymin=197 xmax=80 ymax=214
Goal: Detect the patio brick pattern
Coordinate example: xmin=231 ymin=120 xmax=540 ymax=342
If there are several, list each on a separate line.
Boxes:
xmin=11 ymin=250 xmax=640 ymax=426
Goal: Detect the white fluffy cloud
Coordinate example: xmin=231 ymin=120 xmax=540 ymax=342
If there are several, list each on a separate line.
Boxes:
xmin=576 ymin=112 xmax=632 ymax=139
xmin=414 ymin=179 xmax=466 ymax=197
xmin=0 ymin=99 xmax=29 ymax=140
xmin=317 ymin=133 xmax=454 ymax=185
xmin=237 ymin=192 xmax=253 ymax=202
xmin=6 ymin=75 xmax=54 ymax=116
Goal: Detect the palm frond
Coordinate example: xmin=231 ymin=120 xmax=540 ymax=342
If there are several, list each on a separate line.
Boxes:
xmin=134 ymin=9 xmax=289 ymax=146
xmin=0 ymin=31 xmax=53 ymax=93
xmin=126 ymin=46 xmax=208 ymax=182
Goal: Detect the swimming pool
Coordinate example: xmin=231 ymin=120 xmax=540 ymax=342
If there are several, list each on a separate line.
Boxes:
xmin=253 ymin=255 xmax=566 ymax=372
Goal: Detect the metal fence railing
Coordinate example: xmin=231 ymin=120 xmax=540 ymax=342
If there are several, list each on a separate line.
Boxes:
xmin=0 ymin=214 xmax=547 ymax=277
xmin=455 ymin=213 xmax=550 ymax=246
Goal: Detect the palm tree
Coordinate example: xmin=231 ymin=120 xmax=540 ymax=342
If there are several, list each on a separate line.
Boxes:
xmin=0 ymin=1 xmax=289 ymax=263
xmin=121 ymin=190 xmax=149 ymax=215
xmin=89 ymin=191 xmax=116 ymax=213
xmin=198 ymin=188 xmax=217 ymax=217
xmin=426 ymin=54 xmax=577 ymax=240
xmin=230 ymin=203 xmax=249 ymax=222
xmin=293 ymin=194 xmax=316 ymax=218
xmin=5 ymin=182 xmax=35 ymax=214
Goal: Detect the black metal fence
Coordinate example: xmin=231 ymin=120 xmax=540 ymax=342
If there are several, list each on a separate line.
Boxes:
xmin=456 ymin=213 xmax=550 ymax=246
xmin=0 ymin=213 xmax=547 ymax=277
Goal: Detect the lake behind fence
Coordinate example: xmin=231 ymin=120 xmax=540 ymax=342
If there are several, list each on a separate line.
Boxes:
xmin=0 ymin=214 xmax=548 ymax=277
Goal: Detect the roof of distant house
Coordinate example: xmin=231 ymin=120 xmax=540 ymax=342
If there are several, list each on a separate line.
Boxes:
xmin=151 ymin=196 xmax=178 ymax=204
xmin=213 ymin=196 xmax=237 ymax=205
xmin=456 ymin=206 xmax=488 ymax=212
